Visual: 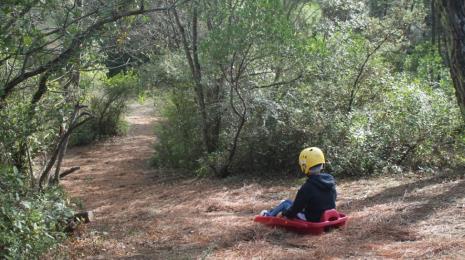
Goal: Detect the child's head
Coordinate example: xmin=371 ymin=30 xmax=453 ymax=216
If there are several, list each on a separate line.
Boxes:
xmin=299 ymin=147 xmax=325 ymax=175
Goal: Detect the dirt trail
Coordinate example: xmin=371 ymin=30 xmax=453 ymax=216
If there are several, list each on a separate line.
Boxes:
xmin=59 ymin=102 xmax=164 ymax=258
xmin=57 ymin=102 xmax=465 ymax=259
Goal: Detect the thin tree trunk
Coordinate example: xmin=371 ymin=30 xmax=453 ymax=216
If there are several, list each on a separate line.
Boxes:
xmin=39 ymin=109 xmax=91 ymax=189
xmin=208 ymin=78 xmax=223 ymax=151
xmin=431 ymin=0 xmax=436 ymax=45
xmin=52 ymin=105 xmax=79 ymax=184
xmin=54 ymin=4 xmax=83 ymax=182
xmin=172 ymin=7 xmax=218 ymax=154
xmin=25 ymin=141 xmax=35 ymax=188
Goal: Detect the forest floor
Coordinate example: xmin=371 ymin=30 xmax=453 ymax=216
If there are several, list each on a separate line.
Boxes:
xmin=52 ymin=101 xmax=465 ymax=259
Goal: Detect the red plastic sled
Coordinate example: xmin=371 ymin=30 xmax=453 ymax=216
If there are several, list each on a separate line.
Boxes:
xmin=254 ymin=209 xmax=348 ymax=235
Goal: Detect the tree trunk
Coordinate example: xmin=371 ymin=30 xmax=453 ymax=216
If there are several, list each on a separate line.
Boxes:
xmin=52 ymin=108 xmax=78 ymax=184
xmin=436 ymin=1 xmax=465 ymax=120
xmin=207 ymin=79 xmax=223 ymax=152
xmin=54 ymin=34 xmax=82 ymax=184
xmin=172 ymin=7 xmax=221 ymax=155
xmin=38 ymin=108 xmax=91 ymax=190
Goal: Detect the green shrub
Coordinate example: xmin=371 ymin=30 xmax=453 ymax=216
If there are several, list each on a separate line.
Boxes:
xmin=152 ymin=89 xmax=203 ymax=170
xmin=0 ymin=166 xmax=73 ymax=259
xmin=335 ymin=76 xmax=463 ymax=175
xmin=0 ymin=90 xmax=65 ymax=170
xmin=221 ymin=32 xmax=464 ymax=176
xmin=70 ymin=72 xmax=136 ymax=146
xmin=230 ymin=94 xmax=306 ymax=174
xmin=151 ymin=70 xmax=463 ymax=177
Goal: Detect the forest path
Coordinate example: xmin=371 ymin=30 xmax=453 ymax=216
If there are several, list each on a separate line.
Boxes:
xmin=59 ymin=101 xmax=169 ymax=258
xmin=56 ymin=101 xmax=465 ymax=259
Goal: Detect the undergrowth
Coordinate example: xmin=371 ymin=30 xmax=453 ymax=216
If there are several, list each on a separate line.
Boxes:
xmin=0 ymin=166 xmax=73 ymax=259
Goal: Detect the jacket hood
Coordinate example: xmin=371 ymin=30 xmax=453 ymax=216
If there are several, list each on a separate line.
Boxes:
xmin=308 ymin=173 xmax=336 ymax=190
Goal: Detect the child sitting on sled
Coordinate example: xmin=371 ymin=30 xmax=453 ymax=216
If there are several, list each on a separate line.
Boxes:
xmin=260 ymin=147 xmax=337 ymax=222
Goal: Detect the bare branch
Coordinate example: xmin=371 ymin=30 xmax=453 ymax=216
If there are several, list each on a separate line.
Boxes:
xmin=347 ymin=35 xmax=389 ymax=112
xmin=251 ymin=74 xmax=302 ymax=89
xmin=1 ymin=2 xmax=181 ymax=108
xmin=59 ymin=166 xmax=81 ymax=179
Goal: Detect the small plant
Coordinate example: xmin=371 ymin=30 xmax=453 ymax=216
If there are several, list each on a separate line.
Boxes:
xmin=0 ymin=166 xmax=73 ymax=259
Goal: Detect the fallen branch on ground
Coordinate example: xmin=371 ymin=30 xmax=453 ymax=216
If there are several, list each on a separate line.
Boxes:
xmin=59 ymin=166 xmax=81 ymax=179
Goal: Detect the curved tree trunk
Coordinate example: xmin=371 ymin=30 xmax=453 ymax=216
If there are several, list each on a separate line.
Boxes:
xmin=436 ymin=1 xmax=465 ymax=120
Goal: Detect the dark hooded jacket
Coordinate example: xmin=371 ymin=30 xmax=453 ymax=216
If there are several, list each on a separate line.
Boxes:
xmin=282 ymin=173 xmax=337 ymax=222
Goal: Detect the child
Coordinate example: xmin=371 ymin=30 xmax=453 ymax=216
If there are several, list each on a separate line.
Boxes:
xmin=260 ymin=147 xmax=337 ymax=222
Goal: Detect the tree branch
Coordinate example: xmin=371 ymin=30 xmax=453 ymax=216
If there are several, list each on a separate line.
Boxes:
xmin=251 ymin=74 xmax=302 ymax=89
xmin=59 ymin=166 xmax=81 ymax=179
xmin=39 ymin=112 xmax=93 ymax=189
xmin=1 ymin=2 xmax=180 ymax=108
xmin=347 ymin=35 xmax=389 ymax=112
xmin=30 ymin=71 xmax=51 ymax=105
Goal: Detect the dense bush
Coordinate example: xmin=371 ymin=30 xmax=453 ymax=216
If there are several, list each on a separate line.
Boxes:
xmin=0 ymin=166 xmax=73 ymax=259
xmin=326 ymin=78 xmax=462 ymax=175
xmin=70 ymin=72 xmax=136 ymax=146
xmin=0 ymin=87 xmax=68 ymax=171
xmin=227 ymin=83 xmax=462 ymax=176
xmin=230 ymin=37 xmax=464 ymax=176
xmin=152 ymin=89 xmax=203 ymax=170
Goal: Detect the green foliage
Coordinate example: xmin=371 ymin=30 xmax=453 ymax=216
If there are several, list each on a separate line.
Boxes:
xmin=152 ymin=89 xmax=203 ymax=170
xmin=235 ymin=23 xmax=463 ymax=176
xmin=0 ymin=82 xmax=67 ymax=170
xmin=200 ymin=0 xmax=297 ymax=63
xmin=149 ymin=0 xmax=464 ymax=177
xmin=257 ymin=1 xmax=461 ymax=175
xmin=70 ymin=72 xmax=136 ymax=146
xmin=335 ymin=76 xmax=462 ymax=175
xmin=403 ymin=42 xmax=453 ymax=93
xmin=229 ymin=70 xmax=463 ymax=177
xmin=0 ymin=166 xmax=73 ymax=259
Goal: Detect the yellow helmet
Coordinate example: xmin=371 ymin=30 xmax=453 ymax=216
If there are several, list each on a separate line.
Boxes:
xmin=299 ymin=147 xmax=325 ymax=175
